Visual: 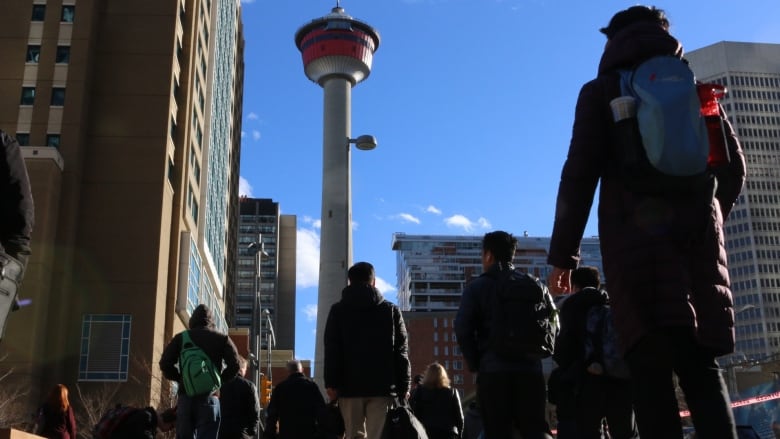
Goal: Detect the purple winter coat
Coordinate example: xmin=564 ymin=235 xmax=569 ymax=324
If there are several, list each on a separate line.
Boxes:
xmin=547 ymin=21 xmax=746 ymax=356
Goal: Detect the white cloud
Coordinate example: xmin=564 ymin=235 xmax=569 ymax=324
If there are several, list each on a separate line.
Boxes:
xmin=303 ymin=304 xmax=318 ymax=322
xmin=296 ymin=228 xmax=320 ymax=288
xmin=426 ymin=205 xmax=442 ymax=215
xmin=239 ymin=177 xmax=253 ymax=197
xmin=444 ymin=214 xmax=491 ymax=233
xmin=247 ymin=112 xmax=259 ymax=120
xmin=252 ymin=130 xmax=261 ymax=141
xmin=396 ymin=213 xmax=420 ymax=224
xmin=375 ymin=276 xmax=396 ymax=295
xmin=302 ymin=216 xmax=321 ymax=229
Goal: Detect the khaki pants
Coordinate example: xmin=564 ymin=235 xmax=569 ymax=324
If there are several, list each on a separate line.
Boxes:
xmin=338 ymin=396 xmax=393 ymax=438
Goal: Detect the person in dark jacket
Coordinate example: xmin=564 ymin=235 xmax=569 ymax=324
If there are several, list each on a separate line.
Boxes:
xmin=159 ymin=304 xmax=241 ymax=439
xmin=324 ymin=261 xmax=411 ymax=439
xmin=410 ymin=362 xmax=464 ymax=439
xmin=111 ymin=407 xmax=177 ymax=439
xmin=35 ymin=384 xmax=76 ymax=439
xmin=547 ymin=6 xmax=745 ymax=439
xmin=455 ymin=231 xmax=553 ymax=439
xmin=264 ymin=359 xmax=326 ymax=439
xmin=0 ymin=130 xmax=34 ymax=341
xmin=219 ymin=356 xmax=260 ymax=439
xmin=551 ymin=266 xmax=637 ymax=439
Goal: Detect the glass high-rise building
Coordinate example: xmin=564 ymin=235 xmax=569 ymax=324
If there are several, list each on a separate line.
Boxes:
xmin=687 ymin=42 xmax=780 ymax=361
xmin=391 ymin=233 xmax=603 ymax=311
xmin=0 ymin=0 xmax=244 ymax=410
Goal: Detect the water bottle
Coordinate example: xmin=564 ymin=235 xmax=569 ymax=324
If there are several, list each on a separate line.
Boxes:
xmin=697 ymin=83 xmax=730 ymax=168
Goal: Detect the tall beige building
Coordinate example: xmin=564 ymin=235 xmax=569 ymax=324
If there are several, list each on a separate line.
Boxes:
xmin=687 ymin=42 xmax=780 ymax=362
xmin=0 ymin=0 xmax=245 ymax=411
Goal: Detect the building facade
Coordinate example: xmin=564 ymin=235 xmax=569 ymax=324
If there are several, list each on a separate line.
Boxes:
xmin=0 ymin=0 xmax=244 ymax=411
xmin=235 ymin=198 xmax=296 ymax=353
xmin=391 ymin=233 xmax=603 ymax=312
xmin=687 ymin=42 xmax=780 ymax=361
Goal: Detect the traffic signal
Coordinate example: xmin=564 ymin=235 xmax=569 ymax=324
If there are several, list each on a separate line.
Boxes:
xmin=259 ymin=375 xmax=272 ymax=406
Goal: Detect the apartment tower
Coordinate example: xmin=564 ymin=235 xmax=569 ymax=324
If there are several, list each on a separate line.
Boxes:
xmin=687 ymin=42 xmax=780 ymax=361
xmin=0 ymin=0 xmax=245 ymax=411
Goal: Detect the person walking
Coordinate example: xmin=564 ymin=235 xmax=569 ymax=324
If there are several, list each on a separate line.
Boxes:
xmin=551 ymin=266 xmax=637 ymax=438
xmin=324 ymin=261 xmax=411 ymax=439
xmin=547 ymin=6 xmax=746 ymax=438
xmin=219 ymin=356 xmax=260 ymax=439
xmin=159 ymin=304 xmax=240 ymax=439
xmin=108 ymin=407 xmax=178 ymax=439
xmin=35 ymin=384 xmax=76 ymax=439
xmin=410 ymin=362 xmax=464 ymax=439
xmin=264 ymin=359 xmax=326 ymax=439
xmin=455 ymin=231 xmax=553 ymax=439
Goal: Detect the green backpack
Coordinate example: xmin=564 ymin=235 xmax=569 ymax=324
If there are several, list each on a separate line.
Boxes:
xmin=179 ymin=330 xmax=221 ymax=397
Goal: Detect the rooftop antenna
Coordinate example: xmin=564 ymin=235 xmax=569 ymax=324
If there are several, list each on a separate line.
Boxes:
xmin=335 ymin=0 xmax=340 ymax=7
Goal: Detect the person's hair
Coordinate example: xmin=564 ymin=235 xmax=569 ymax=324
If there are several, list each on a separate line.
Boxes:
xmin=600 ymin=5 xmax=669 ymax=39
xmin=46 ymin=384 xmax=70 ymax=412
xmin=348 ymin=262 xmax=375 ymax=285
xmin=160 ymin=407 xmax=177 ymax=424
xmin=286 ymin=359 xmax=303 ymax=373
xmin=571 ymin=266 xmax=601 ymax=290
xmin=422 ymin=362 xmax=450 ymax=389
xmin=482 ymin=231 xmax=517 ymax=263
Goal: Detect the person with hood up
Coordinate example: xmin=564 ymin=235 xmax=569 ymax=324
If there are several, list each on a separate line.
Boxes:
xmin=160 ymin=304 xmax=241 ymax=439
xmin=324 ymin=261 xmax=411 ymax=439
xmin=547 ymin=5 xmax=745 ymax=438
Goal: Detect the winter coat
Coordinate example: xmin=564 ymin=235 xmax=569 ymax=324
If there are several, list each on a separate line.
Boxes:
xmin=454 ymin=263 xmax=543 ymax=374
xmin=219 ymin=376 xmax=261 ymax=439
xmin=37 ymin=404 xmax=76 ymax=439
xmin=159 ymin=304 xmax=240 ymax=388
xmin=0 ymin=130 xmax=34 ymax=266
xmin=410 ymin=386 xmax=464 ymax=439
xmin=553 ymin=287 xmax=609 ymax=370
xmin=264 ymin=372 xmax=325 ymax=439
xmin=111 ymin=407 xmax=158 ymax=439
xmin=547 ymin=21 xmax=746 ymax=356
xmin=324 ymin=283 xmax=411 ymax=397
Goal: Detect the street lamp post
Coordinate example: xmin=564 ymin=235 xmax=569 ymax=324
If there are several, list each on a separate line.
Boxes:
xmin=264 ymin=308 xmax=276 ymax=384
xmin=248 ymin=237 xmax=268 ymax=389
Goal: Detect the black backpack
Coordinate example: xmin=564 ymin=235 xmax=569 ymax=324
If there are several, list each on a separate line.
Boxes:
xmin=485 ymin=269 xmax=558 ymax=360
xmin=584 ymin=304 xmax=630 ymax=379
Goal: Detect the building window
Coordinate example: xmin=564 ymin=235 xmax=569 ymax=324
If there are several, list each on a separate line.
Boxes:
xmin=26 ymin=45 xmax=41 ymax=63
xmin=56 ymin=46 xmax=71 ymax=64
xmin=15 ymin=133 xmax=30 ymax=146
xmin=31 ymin=4 xmax=46 ymax=21
xmin=78 ymin=314 xmax=131 ymax=382
xmin=61 ymin=5 xmax=75 ymax=23
xmin=188 ymin=240 xmax=202 ymax=314
xmin=20 ymin=87 xmax=35 ymax=105
xmin=51 ymin=88 xmax=66 ymax=106
xmin=46 ymin=134 xmax=61 ymax=148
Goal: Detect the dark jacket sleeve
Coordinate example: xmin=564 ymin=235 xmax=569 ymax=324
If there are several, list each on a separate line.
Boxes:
xmin=547 ymin=80 xmax=607 ymax=269
xmin=323 ymin=304 xmax=342 ymax=390
xmin=552 ymin=297 xmax=582 ymax=368
xmin=711 ymin=106 xmax=746 ymax=219
xmin=0 ymin=131 xmax=34 ymax=264
xmin=246 ymin=381 xmax=261 ymax=436
xmin=264 ymin=387 xmax=278 ymax=439
xmin=392 ymin=305 xmax=411 ymax=396
xmin=454 ymin=279 xmax=482 ymax=372
xmin=159 ymin=333 xmax=182 ymax=382
xmin=220 ymin=335 xmax=240 ymax=382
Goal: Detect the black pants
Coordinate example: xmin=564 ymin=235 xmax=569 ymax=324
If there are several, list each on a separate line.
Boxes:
xmin=575 ymin=374 xmax=638 ymax=439
xmin=477 ymin=370 xmax=552 ymax=439
xmin=625 ymin=327 xmax=737 ymax=439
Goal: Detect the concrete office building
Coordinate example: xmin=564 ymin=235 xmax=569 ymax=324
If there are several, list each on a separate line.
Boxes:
xmin=687 ymin=42 xmax=780 ymax=361
xmin=391 ymin=233 xmax=603 ymax=312
xmin=0 ymin=0 xmax=245 ymax=411
xmin=235 ymin=197 xmax=296 ymax=353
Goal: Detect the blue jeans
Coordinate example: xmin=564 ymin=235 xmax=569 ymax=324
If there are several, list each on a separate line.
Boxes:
xmin=625 ymin=327 xmax=737 ymax=439
xmin=177 ymin=393 xmax=221 ymax=439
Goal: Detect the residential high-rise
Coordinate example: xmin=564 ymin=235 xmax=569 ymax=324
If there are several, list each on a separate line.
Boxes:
xmin=391 ymin=233 xmax=603 ymax=312
xmin=0 ymin=0 xmax=244 ymax=411
xmin=687 ymin=42 xmax=780 ymax=361
xmin=235 ymin=198 xmax=296 ymax=353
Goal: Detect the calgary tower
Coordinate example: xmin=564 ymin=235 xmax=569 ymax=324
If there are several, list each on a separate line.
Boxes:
xmin=295 ymin=4 xmax=380 ymax=382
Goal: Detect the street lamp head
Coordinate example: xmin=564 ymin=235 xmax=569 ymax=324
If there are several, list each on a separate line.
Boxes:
xmin=349 ymin=134 xmax=377 ymax=151
xmin=263 ymin=309 xmax=270 ymax=316
xmin=248 ymin=241 xmax=270 ymax=258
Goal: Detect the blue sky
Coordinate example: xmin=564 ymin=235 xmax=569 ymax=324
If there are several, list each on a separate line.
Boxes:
xmin=236 ymin=0 xmax=780 ymax=363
